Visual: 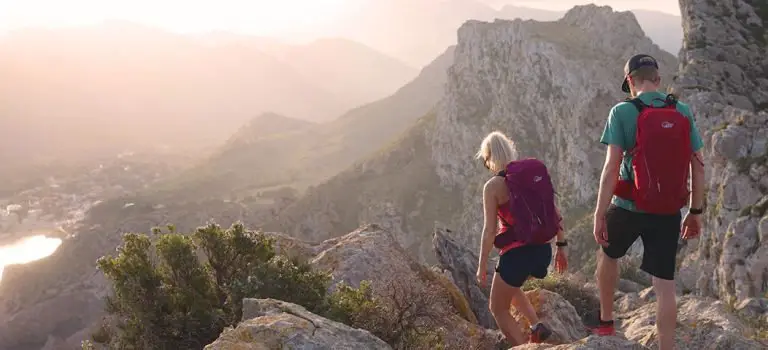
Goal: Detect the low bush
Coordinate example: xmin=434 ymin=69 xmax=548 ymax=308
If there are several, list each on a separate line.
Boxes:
xmin=87 ymin=222 xmax=450 ymax=350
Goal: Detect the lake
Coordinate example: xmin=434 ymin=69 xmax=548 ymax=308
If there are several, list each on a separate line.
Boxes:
xmin=0 ymin=234 xmax=62 ymax=282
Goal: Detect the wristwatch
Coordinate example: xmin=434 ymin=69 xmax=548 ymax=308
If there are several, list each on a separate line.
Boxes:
xmin=556 ymin=240 xmax=568 ymax=247
xmin=689 ymin=207 xmax=703 ymax=215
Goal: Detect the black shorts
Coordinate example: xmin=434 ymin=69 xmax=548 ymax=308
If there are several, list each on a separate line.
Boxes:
xmin=495 ymin=243 xmax=553 ymax=287
xmin=602 ymin=204 xmax=682 ymax=280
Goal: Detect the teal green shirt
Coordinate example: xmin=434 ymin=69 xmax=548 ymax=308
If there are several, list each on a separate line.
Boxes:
xmin=599 ymin=91 xmax=705 ymax=212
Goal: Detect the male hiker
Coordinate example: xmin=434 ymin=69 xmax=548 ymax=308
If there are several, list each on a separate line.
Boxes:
xmin=591 ymin=54 xmax=705 ymax=350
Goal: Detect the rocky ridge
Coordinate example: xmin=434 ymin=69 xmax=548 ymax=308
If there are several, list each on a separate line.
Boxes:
xmin=203 ymin=224 xmax=765 ymax=349
xmin=268 ymin=4 xmax=677 ymax=263
xmin=673 ymin=0 xmax=768 ymax=308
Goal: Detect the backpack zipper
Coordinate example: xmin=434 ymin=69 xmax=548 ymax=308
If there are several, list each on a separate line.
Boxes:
xmin=643 ymin=152 xmax=654 ymax=193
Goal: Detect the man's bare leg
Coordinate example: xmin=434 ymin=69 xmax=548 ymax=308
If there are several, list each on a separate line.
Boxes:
xmin=653 ymin=276 xmax=677 ymax=350
xmin=596 ymin=250 xmax=619 ymax=323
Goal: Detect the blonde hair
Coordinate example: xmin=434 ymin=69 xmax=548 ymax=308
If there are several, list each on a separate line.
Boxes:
xmin=475 ymin=131 xmax=518 ymax=173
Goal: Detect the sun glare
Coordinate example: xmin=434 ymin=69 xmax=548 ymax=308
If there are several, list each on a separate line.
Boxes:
xmin=0 ymin=0 xmax=353 ymax=37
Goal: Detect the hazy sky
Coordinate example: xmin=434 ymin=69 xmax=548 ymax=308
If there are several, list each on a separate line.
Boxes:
xmin=507 ymin=0 xmax=680 ymax=15
xmin=0 ymin=0 xmax=680 ymax=38
xmin=0 ymin=0 xmax=357 ymax=36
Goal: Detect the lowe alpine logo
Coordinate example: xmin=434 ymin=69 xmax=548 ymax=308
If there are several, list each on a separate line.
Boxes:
xmin=533 ymin=176 xmax=543 ymax=183
xmin=661 ymin=121 xmax=674 ymax=128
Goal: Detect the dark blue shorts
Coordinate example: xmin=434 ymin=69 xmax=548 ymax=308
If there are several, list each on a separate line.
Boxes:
xmin=495 ymin=243 xmax=553 ymax=287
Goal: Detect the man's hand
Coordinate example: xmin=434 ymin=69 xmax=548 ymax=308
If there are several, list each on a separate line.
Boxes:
xmin=476 ymin=263 xmax=487 ymax=287
xmin=681 ymin=212 xmax=702 ymax=240
xmin=554 ymin=247 xmax=568 ymax=274
xmin=593 ymin=212 xmax=610 ymax=247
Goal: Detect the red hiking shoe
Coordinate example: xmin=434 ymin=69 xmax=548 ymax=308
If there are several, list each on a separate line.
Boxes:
xmin=590 ymin=319 xmax=616 ymax=336
xmin=529 ymin=322 xmax=552 ymax=343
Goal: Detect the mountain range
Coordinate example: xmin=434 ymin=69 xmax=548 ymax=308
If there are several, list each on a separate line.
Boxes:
xmin=0 ymin=0 xmax=682 ymax=175
xmin=0 ymin=22 xmax=418 ymax=172
xmin=147 ymin=46 xmax=455 ymax=202
xmin=325 ymin=0 xmax=682 ymax=66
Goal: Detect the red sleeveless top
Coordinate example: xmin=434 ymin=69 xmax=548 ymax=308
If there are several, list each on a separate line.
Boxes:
xmin=497 ymin=202 xmax=525 ymax=255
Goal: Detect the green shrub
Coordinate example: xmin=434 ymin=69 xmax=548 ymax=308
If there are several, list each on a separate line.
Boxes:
xmin=326 ymin=279 xmax=446 ymax=350
xmin=93 ymin=222 xmax=445 ymax=350
xmin=93 ymin=223 xmax=365 ymax=349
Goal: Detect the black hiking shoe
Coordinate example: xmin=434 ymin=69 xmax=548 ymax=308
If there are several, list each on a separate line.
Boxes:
xmin=529 ymin=322 xmax=552 ymax=343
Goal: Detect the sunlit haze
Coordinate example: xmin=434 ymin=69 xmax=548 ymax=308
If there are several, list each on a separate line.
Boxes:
xmin=0 ymin=0 xmax=679 ymax=40
xmin=0 ymin=0 xmax=356 ymax=40
xmin=495 ymin=0 xmax=680 ymax=16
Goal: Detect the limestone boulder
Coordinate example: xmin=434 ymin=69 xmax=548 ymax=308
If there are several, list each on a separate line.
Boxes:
xmin=510 ymin=289 xmax=587 ymax=344
xmin=621 ymin=295 xmax=765 ymax=349
xmin=204 ymin=298 xmax=392 ymax=350
xmin=432 ymin=227 xmax=496 ymax=329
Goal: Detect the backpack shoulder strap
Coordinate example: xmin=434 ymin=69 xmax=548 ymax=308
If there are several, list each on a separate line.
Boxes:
xmin=665 ymin=93 xmax=678 ymax=105
xmin=647 ymin=94 xmax=679 ymax=109
xmin=663 ymin=94 xmax=679 ymax=108
xmin=627 ymin=98 xmax=647 ymax=113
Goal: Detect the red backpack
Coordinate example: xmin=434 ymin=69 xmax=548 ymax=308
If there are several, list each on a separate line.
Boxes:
xmin=613 ymin=94 xmax=693 ymax=214
xmin=493 ymin=158 xmax=561 ymax=248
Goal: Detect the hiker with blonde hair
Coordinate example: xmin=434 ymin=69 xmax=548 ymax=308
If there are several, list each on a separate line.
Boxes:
xmin=475 ymin=131 xmax=568 ymax=345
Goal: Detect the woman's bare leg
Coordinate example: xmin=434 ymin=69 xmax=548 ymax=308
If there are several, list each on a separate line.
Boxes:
xmin=510 ymin=286 xmax=540 ymax=326
xmin=489 ymin=273 xmax=527 ymax=345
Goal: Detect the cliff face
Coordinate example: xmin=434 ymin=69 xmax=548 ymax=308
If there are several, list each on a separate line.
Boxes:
xmin=270 ymin=4 xmax=677 ymax=262
xmin=675 ymin=0 xmax=768 ymax=303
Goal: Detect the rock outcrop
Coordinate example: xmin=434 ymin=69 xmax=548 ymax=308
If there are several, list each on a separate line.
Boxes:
xmin=433 ymin=227 xmax=496 ymax=329
xmin=306 ymin=224 xmax=502 ymax=348
xmin=510 ymin=289 xmax=587 ymax=344
xmin=269 ymin=4 xmax=676 ymax=265
xmin=621 ymin=295 xmax=765 ymax=349
xmin=674 ymin=0 xmax=768 ymax=305
xmin=515 ymin=291 xmax=765 ymax=349
xmin=205 ymin=298 xmax=392 ymax=350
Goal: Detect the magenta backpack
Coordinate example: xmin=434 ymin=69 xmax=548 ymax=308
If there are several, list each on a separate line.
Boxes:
xmin=493 ymin=158 xmax=561 ymax=248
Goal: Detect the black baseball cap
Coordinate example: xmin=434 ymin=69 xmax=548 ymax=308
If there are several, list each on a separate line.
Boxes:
xmin=621 ymin=54 xmax=659 ymax=93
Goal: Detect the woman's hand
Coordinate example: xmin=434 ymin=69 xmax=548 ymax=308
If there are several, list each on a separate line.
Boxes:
xmin=476 ymin=263 xmax=487 ymax=287
xmin=555 ymin=247 xmax=568 ymax=274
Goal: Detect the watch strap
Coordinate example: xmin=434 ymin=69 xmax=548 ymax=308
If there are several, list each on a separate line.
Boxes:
xmin=689 ymin=207 xmax=703 ymax=215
